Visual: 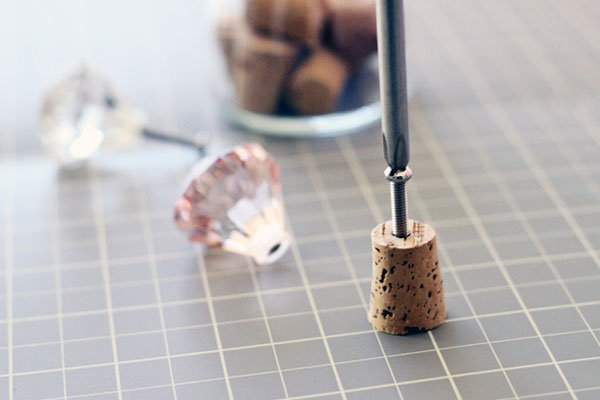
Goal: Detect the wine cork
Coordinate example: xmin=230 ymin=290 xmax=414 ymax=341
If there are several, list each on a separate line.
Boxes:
xmin=230 ymin=32 xmax=299 ymax=114
xmin=246 ymin=0 xmax=326 ymax=45
xmin=325 ymin=0 xmax=377 ymax=64
xmin=369 ymin=220 xmax=446 ymax=335
xmin=287 ymin=49 xmax=349 ymax=115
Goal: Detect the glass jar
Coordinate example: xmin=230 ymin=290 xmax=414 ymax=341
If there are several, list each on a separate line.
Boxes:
xmin=215 ymin=0 xmax=382 ymax=137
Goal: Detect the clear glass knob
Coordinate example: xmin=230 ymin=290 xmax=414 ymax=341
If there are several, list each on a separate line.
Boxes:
xmin=39 ymin=65 xmax=143 ymax=167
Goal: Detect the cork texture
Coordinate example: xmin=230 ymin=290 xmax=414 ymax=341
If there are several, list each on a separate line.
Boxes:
xmin=369 ymin=220 xmax=446 ymax=335
xmin=229 ymin=32 xmax=299 ymax=113
xmin=287 ymin=49 xmax=349 ymax=115
xmin=246 ymin=0 xmax=325 ymax=45
xmin=325 ymin=0 xmax=377 ymax=64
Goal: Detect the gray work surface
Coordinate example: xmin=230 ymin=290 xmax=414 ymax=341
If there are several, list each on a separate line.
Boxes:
xmin=2 ymin=0 xmax=600 ymax=399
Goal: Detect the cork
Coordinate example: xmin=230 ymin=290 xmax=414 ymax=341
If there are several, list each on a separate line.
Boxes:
xmin=325 ymin=0 xmax=377 ymax=64
xmin=229 ymin=31 xmax=299 ymax=114
xmin=287 ymin=49 xmax=349 ymax=115
xmin=369 ymin=220 xmax=446 ymax=335
xmin=246 ymin=0 xmax=326 ymax=45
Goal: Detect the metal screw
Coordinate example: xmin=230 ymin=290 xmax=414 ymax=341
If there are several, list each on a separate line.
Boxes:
xmin=106 ymin=95 xmax=208 ymax=155
xmin=385 ymin=166 xmax=412 ymax=238
xmin=142 ymin=129 xmax=208 ymax=157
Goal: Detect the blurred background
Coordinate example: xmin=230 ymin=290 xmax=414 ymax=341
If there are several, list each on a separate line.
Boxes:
xmin=1 ymin=0 xmax=599 ymax=152
xmin=0 ymin=0 xmax=224 ymax=154
xmin=1 ymin=1 xmax=600 ymax=399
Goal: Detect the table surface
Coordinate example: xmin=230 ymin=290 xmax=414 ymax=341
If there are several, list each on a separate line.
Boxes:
xmin=2 ymin=0 xmax=600 ymax=399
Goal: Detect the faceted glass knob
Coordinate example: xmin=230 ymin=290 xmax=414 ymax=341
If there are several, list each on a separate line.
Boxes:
xmin=39 ymin=65 xmax=143 ymax=166
xmin=174 ymin=143 xmax=290 ymax=265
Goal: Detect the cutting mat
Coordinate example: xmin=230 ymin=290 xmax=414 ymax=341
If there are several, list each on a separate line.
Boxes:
xmin=2 ymin=0 xmax=600 ymax=399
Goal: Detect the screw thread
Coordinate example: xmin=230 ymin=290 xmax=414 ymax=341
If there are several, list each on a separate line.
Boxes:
xmin=390 ymin=180 xmax=408 ymax=238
